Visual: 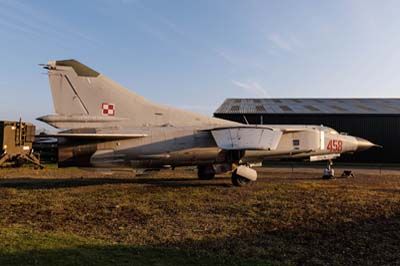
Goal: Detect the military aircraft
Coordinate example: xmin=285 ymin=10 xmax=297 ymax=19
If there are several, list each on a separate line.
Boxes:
xmin=38 ymin=60 xmax=379 ymax=186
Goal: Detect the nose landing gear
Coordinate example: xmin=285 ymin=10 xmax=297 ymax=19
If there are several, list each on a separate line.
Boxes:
xmin=323 ymin=160 xmax=334 ymax=179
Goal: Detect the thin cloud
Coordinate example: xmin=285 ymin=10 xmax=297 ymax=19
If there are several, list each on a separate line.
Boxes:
xmin=268 ymin=33 xmax=297 ymax=52
xmin=213 ymin=48 xmax=238 ymax=66
xmin=232 ymin=80 xmax=269 ymax=97
xmin=0 ymin=0 xmax=99 ymax=47
xmin=289 ymin=34 xmax=303 ymax=47
xmin=129 ymin=2 xmax=249 ymax=69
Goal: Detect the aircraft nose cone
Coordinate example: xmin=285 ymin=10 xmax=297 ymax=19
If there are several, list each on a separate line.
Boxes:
xmin=356 ymin=137 xmax=381 ymax=151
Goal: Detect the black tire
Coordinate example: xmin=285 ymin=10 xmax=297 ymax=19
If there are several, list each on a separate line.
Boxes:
xmin=231 ymin=171 xmax=250 ymax=187
xmin=197 ymin=165 xmax=215 ymax=180
xmin=322 ymin=174 xmax=334 ymax=180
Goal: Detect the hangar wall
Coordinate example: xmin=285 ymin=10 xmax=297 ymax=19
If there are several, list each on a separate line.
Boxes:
xmin=214 ymin=99 xmax=400 ymax=163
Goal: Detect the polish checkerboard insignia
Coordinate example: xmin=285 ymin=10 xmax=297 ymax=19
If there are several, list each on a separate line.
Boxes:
xmin=102 ymin=103 xmax=115 ymax=116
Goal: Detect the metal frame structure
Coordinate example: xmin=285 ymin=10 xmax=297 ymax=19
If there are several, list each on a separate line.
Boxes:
xmin=0 ymin=120 xmax=43 ymax=168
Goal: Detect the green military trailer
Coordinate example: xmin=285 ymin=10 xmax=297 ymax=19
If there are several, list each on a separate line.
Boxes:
xmin=0 ymin=120 xmax=43 ymax=168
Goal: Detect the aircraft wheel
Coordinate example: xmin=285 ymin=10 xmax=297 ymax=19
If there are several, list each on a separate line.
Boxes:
xmin=322 ymin=168 xmax=335 ymax=179
xmin=231 ymin=171 xmax=250 ymax=187
xmin=197 ymin=165 xmax=215 ymax=180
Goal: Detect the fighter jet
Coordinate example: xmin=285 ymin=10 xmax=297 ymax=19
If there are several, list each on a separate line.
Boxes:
xmin=38 ymin=60 xmax=379 ymax=186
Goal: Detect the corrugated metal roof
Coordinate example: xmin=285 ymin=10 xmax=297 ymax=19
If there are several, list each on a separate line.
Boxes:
xmin=214 ymin=98 xmax=400 ymax=114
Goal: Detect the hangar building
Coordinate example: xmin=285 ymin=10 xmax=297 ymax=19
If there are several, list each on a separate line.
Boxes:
xmin=214 ymin=98 xmax=400 ymax=163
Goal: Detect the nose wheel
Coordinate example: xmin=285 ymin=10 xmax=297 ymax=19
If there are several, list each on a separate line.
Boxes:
xmin=322 ymin=160 xmax=334 ymax=179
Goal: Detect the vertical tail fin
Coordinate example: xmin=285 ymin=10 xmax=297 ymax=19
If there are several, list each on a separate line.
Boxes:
xmin=46 ymin=59 xmax=151 ymax=117
xmin=39 ymin=59 xmax=228 ymax=129
xmin=41 ymin=59 xmax=159 ymax=128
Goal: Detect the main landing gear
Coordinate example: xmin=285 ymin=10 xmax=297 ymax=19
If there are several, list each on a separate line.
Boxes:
xmin=197 ymin=164 xmax=258 ymax=186
xmin=231 ymin=170 xmax=250 ymax=186
xmin=231 ymin=165 xmax=257 ymax=187
xmin=197 ymin=165 xmax=216 ymax=180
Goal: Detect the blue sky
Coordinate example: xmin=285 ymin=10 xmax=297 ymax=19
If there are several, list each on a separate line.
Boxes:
xmin=1 ymin=0 xmax=400 ymax=129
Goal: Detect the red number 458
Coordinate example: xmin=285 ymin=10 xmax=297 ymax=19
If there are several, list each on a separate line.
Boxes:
xmin=327 ymin=140 xmax=343 ymax=152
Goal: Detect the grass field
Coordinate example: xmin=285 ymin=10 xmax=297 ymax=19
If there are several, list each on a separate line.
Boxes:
xmin=0 ymin=167 xmax=399 ymax=265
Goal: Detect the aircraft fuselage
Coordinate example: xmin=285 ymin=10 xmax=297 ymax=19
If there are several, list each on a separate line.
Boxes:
xmin=58 ymin=124 xmax=366 ymax=169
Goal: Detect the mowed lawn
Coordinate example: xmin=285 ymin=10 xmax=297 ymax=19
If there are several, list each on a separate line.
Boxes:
xmin=0 ymin=167 xmax=399 ymax=266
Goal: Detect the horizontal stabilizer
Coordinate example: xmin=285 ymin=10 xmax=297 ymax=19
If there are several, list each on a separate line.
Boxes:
xmin=38 ymin=133 xmax=147 ymax=140
xmin=37 ymin=115 xmax=128 ymax=129
xmin=37 ymin=115 xmax=127 ymax=123
xmin=211 ymin=127 xmax=282 ymax=150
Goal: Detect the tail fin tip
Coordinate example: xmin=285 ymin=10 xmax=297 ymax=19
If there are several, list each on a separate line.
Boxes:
xmin=48 ymin=59 xmax=100 ymax=77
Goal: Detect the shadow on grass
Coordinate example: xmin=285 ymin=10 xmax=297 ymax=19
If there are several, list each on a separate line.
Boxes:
xmin=0 ymin=173 xmax=342 ymax=190
xmin=0 ymin=177 xmax=232 ymax=190
xmin=258 ymin=176 xmax=323 ymax=183
xmin=0 ymin=245 xmax=267 ymax=266
xmin=181 ymin=215 xmax=400 ymax=266
xmin=373 ymin=188 xmax=400 ymax=194
xmin=1 ymin=214 xmax=399 ymax=266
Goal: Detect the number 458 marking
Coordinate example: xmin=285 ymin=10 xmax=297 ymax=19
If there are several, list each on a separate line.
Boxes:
xmin=327 ymin=140 xmax=343 ymax=152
